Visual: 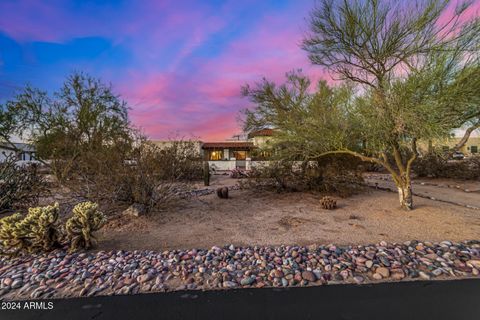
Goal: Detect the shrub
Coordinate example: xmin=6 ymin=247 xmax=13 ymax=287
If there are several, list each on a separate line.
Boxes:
xmin=0 ymin=203 xmax=60 ymax=255
xmin=414 ymin=154 xmax=480 ymax=180
xmin=65 ymin=202 xmax=106 ymax=251
xmin=62 ymin=139 xmax=201 ymax=213
xmin=0 ymin=155 xmax=46 ymax=212
xmin=241 ymin=155 xmax=364 ymax=196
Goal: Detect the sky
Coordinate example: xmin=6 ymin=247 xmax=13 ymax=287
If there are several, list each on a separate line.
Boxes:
xmin=0 ymin=0 xmax=327 ymax=141
xmin=0 ymin=0 xmax=478 ymax=141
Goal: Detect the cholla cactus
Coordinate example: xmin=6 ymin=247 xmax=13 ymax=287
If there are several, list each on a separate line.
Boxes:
xmin=0 ymin=203 xmax=60 ymax=255
xmin=21 ymin=202 xmax=60 ymax=252
xmin=65 ymin=202 xmax=106 ymax=251
xmin=320 ymin=196 xmax=337 ymax=210
xmin=0 ymin=213 xmax=27 ymax=255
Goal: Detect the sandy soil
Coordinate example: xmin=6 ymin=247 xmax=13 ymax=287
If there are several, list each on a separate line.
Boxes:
xmin=98 ymin=187 xmax=480 ymax=251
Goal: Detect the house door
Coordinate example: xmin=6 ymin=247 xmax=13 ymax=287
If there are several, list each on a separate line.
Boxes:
xmin=232 ymin=150 xmax=247 ymax=169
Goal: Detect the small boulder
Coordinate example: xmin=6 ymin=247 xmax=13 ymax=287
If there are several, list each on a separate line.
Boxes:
xmin=123 ymin=203 xmax=146 ymax=217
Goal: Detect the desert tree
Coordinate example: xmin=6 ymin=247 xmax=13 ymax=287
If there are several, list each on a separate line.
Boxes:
xmin=244 ymin=0 xmax=479 ymax=210
xmin=4 ymin=72 xmax=133 ymax=181
xmin=301 ymin=0 xmax=479 ymax=209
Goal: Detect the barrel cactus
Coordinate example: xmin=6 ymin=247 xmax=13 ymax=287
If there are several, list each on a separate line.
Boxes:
xmin=65 ymin=202 xmax=106 ymax=251
xmin=0 ymin=203 xmax=60 ymax=255
xmin=320 ymin=196 xmax=337 ymax=210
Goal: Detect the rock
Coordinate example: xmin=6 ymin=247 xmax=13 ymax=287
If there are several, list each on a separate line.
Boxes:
xmin=379 ymin=256 xmax=391 ymax=267
xmin=376 ymin=267 xmax=390 ymax=278
xmin=11 ymin=279 xmax=23 ymax=289
xmin=466 ymin=260 xmax=480 ymax=269
xmin=301 ymin=271 xmax=317 ymax=282
xmin=424 ymin=253 xmax=438 ymax=261
xmin=419 ymin=271 xmax=431 ymax=280
xmin=122 ymin=203 xmax=146 ymax=217
xmin=390 ymin=269 xmax=405 ymax=280
xmin=432 ymin=269 xmax=443 ymax=277
xmin=272 ymin=270 xmax=284 ymax=278
xmin=240 ymin=277 xmax=255 ymax=286
xmin=3 ymin=278 xmax=13 ymax=287
xmin=222 ymin=281 xmax=237 ymax=288
xmin=137 ymin=273 xmax=154 ymax=283
xmin=365 ymin=260 xmax=373 ymax=268
xmin=372 ymin=273 xmax=383 ymax=280
xmin=353 ymin=276 xmax=364 ymax=284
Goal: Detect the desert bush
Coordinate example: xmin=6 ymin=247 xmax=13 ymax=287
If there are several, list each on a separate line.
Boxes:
xmin=230 ymin=168 xmax=249 ymax=179
xmin=60 ymin=139 xmax=202 ymax=213
xmin=0 ymin=203 xmax=60 ymax=255
xmin=0 ymin=155 xmax=46 ymax=212
xmin=240 ymin=155 xmax=364 ymax=196
xmin=65 ymin=202 xmax=106 ymax=251
xmin=414 ymin=154 xmax=480 ymax=180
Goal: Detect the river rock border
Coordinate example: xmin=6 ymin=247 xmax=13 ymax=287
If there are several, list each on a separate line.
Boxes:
xmin=0 ymin=240 xmax=479 ymax=300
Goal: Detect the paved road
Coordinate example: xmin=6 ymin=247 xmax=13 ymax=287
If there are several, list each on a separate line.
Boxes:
xmin=3 ymin=279 xmax=480 ymax=320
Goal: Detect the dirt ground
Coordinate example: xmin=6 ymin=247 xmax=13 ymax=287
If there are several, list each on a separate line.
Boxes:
xmin=98 ymin=184 xmax=480 ymax=251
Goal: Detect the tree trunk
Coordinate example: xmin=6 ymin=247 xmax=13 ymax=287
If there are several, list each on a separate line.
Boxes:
xmin=397 ymin=181 xmax=413 ymax=210
xmin=453 ymin=121 xmax=480 ymax=152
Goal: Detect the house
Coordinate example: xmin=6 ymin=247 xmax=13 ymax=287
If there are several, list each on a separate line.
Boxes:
xmin=150 ymin=129 xmax=275 ymax=171
xmin=418 ymin=130 xmax=480 ymax=156
xmin=0 ymin=142 xmax=36 ymax=162
xmin=201 ymin=129 xmax=274 ymax=170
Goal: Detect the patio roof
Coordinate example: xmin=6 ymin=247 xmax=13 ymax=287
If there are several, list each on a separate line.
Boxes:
xmin=202 ymin=141 xmax=255 ymax=149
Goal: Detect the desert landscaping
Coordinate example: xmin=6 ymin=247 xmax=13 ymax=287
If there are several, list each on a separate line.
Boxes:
xmin=100 ymin=175 xmax=480 ymax=251
xmin=0 ymin=0 xmax=479 ymax=306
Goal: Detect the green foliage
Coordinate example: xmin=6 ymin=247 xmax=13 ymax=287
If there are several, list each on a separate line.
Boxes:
xmin=243 ymin=0 xmax=479 ymax=209
xmin=0 ymin=203 xmax=60 ymax=255
xmin=65 ymin=202 xmax=106 ymax=251
xmin=4 ymin=72 xmax=133 ymax=183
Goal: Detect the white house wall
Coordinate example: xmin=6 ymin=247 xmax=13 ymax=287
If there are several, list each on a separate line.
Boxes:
xmin=0 ymin=148 xmax=16 ymax=162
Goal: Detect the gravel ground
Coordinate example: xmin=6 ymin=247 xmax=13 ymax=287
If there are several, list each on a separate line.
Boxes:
xmin=0 ymin=240 xmax=479 ymax=300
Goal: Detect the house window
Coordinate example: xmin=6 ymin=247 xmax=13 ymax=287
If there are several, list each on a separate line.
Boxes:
xmin=232 ymin=150 xmax=247 ymax=160
xmin=471 ymin=146 xmax=478 ymax=154
xmin=209 ymin=150 xmax=223 ymax=161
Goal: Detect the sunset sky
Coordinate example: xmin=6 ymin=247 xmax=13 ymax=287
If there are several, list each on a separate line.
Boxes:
xmin=0 ymin=0 xmax=478 ymax=140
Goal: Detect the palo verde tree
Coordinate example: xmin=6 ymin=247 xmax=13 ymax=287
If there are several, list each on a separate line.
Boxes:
xmin=244 ymin=0 xmax=479 ymax=210
xmin=301 ymin=0 xmax=479 ymax=210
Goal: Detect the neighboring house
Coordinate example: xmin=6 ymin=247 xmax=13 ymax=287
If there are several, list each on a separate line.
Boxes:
xmin=0 ymin=142 xmax=36 ymax=162
xmin=418 ymin=130 xmax=480 ymax=156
